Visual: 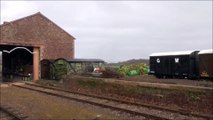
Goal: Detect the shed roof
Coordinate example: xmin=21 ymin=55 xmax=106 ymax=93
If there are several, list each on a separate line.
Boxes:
xmin=68 ymin=58 xmax=105 ymax=63
xmin=198 ymin=49 xmax=213 ymax=54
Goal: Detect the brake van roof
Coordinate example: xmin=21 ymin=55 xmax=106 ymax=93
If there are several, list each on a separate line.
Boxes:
xmin=198 ymin=49 xmax=213 ymax=54
xmin=150 ymin=50 xmax=195 ymax=57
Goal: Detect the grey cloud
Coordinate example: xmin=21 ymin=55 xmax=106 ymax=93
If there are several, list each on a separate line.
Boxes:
xmin=1 ymin=1 xmax=212 ymax=62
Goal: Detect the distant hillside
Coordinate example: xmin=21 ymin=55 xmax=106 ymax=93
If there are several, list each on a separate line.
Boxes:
xmin=108 ymin=59 xmax=149 ymax=66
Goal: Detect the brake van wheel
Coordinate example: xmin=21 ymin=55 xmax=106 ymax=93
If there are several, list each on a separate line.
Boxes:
xmin=166 ymin=75 xmax=172 ymax=79
xmin=156 ymin=75 xmax=163 ymax=79
xmin=188 ymin=75 xmax=199 ymax=80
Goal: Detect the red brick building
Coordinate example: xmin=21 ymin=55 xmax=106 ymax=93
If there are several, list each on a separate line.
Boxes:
xmin=0 ymin=12 xmax=75 ymax=80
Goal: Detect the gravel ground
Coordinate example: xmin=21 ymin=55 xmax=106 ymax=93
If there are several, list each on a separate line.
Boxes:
xmin=0 ymin=85 xmax=153 ymax=120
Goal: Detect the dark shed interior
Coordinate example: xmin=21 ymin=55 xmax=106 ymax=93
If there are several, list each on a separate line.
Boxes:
xmin=0 ymin=45 xmax=33 ymax=81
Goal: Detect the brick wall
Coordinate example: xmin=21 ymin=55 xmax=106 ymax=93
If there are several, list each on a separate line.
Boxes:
xmin=0 ymin=13 xmax=75 ymax=60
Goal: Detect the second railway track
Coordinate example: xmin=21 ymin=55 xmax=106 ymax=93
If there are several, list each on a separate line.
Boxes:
xmin=0 ymin=105 xmax=27 ymax=120
xmin=12 ymin=82 xmax=213 ymax=120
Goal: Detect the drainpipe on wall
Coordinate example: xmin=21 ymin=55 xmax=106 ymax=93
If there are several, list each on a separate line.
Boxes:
xmin=33 ymin=47 xmax=39 ymax=81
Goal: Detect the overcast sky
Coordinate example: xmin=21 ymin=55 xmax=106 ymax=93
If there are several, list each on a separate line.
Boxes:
xmin=1 ymin=1 xmax=212 ymax=62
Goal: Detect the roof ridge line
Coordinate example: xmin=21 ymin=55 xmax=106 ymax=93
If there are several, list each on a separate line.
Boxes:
xmin=0 ymin=12 xmax=75 ymax=40
xmin=0 ymin=12 xmax=41 ymax=27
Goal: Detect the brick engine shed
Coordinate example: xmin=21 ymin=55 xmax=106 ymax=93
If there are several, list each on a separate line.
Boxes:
xmin=0 ymin=12 xmax=75 ymax=81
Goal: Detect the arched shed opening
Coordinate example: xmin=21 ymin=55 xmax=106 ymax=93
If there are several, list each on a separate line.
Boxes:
xmin=1 ymin=45 xmax=33 ymax=81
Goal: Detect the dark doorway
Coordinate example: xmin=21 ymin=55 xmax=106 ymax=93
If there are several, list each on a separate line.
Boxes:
xmin=0 ymin=45 xmax=33 ymax=81
xmin=0 ymin=51 xmax=2 ymax=82
xmin=40 ymin=59 xmax=55 ymax=80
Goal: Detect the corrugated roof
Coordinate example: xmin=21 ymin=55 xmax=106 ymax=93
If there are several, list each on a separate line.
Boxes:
xmin=69 ymin=58 xmax=105 ymax=63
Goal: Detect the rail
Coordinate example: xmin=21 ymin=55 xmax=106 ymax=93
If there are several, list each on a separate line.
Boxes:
xmin=12 ymin=82 xmax=213 ymax=120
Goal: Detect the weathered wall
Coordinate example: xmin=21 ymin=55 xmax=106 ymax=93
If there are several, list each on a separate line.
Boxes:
xmin=0 ymin=13 xmax=75 ymax=60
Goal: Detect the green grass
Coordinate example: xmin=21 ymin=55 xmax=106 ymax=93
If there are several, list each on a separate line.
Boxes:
xmin=198 ymin=80 xmax=213 ymax=87
xmin=77 ymin=79 xmax=107 ymax=88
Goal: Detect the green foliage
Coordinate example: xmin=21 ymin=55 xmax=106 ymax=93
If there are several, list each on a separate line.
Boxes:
xmin=54 ymin=60 xmax=71 ymax=80
xmin=55 ymin=64 xmax=67 ymax=80
xmin=127 ymin=69 xmax=140 ymax=76
xmin=118 ymin=63 xmax=149 ymax=76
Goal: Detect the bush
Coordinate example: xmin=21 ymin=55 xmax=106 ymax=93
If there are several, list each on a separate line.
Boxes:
xmin=118 ymin=63 xmax=149 ymax=76
xmin=101 ymin=67 xmax=121 ymax=78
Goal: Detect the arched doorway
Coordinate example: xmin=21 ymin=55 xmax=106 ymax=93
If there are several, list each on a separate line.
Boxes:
xmin=40 ymin=59 xmax=55 ymax=80
xmin=1 ymin=46 xmax=33 ymax=81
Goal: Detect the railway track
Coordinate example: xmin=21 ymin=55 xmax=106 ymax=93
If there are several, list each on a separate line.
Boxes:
xmin=0 ymin=105 xmax=26 ymax=120
xmin=12 ymin=82 xmax=213 ymax=120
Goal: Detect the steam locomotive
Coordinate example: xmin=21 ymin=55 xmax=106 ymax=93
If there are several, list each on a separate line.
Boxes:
xmin=149 ymin=49 xmax=213 ymax=80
